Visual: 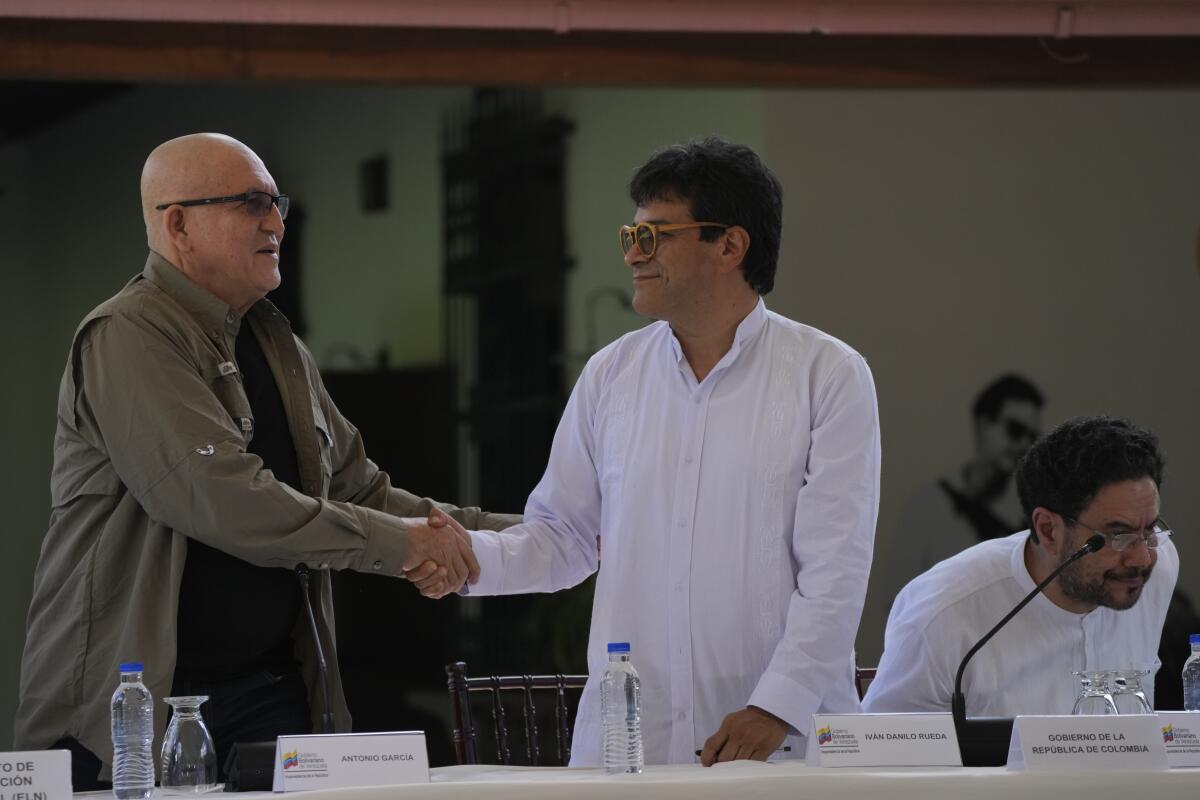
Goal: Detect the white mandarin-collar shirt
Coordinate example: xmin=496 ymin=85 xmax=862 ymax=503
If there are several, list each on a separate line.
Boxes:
xmin=467 ymin=299 xmax=881 ymax=765
xmin=863 ymin=531 xmax=1179 ymax=717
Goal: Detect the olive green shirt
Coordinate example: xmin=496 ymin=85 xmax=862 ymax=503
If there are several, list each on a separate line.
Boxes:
xmin=14 ymin=252 xmax=517 ymax=777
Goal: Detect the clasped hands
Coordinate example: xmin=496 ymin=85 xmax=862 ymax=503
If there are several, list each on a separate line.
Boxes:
xmin=399 ymin=507 xmax=478 ymax=599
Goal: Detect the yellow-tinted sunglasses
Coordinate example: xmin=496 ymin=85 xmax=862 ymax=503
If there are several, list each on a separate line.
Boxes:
xmin=618 ymin=221 xmax=727 ymax=258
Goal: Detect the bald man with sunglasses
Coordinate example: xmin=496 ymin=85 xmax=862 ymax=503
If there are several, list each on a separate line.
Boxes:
xmin=14 ymin=133 xmax=516 ymax=789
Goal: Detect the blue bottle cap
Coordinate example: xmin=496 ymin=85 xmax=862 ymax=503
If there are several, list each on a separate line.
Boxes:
xmin=1191 ymin=634 xmax=1200 ymax=646
xmin=118 ymin=662 xmax=144 ymax=672
xmin=607 ymin=642 xmax=630 ymax=653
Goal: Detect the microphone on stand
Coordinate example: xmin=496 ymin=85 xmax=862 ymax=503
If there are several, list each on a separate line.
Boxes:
xmin=295 ymin=564 xmax=336 ymax=734
xmin=222 ymin=565 xmax=337 ymax=790
xmin=951 ymin=532 xmax=1106 ymax=766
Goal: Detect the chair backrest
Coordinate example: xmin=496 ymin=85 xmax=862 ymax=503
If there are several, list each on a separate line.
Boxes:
xmin=446 ymin=661 xmax=587 ymax=766
xmin=855 ymin=666 xmax=877 ymax=701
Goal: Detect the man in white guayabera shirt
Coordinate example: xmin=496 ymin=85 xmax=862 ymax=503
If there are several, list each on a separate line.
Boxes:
xmin=424 ymin=137 xmax=881 ymax=765
xmin=864 ymin=416 xmax=1178 ymax=717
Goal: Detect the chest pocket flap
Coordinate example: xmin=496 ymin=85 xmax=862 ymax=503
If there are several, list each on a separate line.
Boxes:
xmin=202 ymin=360 xmax=255 ymax=445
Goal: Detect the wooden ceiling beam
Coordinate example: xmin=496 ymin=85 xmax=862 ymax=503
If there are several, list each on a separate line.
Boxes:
xmin=1 ymin=19 xmax=1198 ymax=87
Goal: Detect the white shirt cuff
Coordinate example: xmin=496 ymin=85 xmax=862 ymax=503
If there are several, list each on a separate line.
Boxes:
xmin=747 ymin=671 xmax=824 ymax=735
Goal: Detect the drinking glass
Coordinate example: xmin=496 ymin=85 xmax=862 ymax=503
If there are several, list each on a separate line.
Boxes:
xmin=1110 ymin=668 xmax=1154 ymax=714
xmin=160 ymin=695 xmax=219 ymax=793
xmin=1072 ymin=670 xmax=1118 ymax=715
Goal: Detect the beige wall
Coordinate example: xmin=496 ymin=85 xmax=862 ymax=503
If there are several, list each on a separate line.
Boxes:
xmin=764 ymin=89 xmax=1200 ymax=663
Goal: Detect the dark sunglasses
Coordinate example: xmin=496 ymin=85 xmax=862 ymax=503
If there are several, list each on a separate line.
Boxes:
xmin=156 ymin=190 xmax=289 ymax=220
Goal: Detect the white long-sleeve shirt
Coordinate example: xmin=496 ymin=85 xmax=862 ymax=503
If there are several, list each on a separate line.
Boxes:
xmin=863 ymin=531 xmax=1178 ymax=717
xmin=467 ymin=299 xmax=881 ymax=765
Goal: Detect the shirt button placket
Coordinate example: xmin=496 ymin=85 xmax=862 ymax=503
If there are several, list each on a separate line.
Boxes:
xmin=668 ymin=383 xmax=710 ymax=760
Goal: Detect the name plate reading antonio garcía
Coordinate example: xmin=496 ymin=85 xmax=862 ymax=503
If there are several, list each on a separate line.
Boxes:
xmin=272 ymin=731 xmax=429 ymax=792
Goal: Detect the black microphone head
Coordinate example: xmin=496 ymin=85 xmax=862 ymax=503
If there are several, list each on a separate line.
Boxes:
xmin=1084 ymin=533 xmax=1106 ymax=553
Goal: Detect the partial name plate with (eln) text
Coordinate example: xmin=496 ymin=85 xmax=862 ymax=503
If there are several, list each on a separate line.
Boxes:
xmin=0 ymin=750 xmax=70 ymax=800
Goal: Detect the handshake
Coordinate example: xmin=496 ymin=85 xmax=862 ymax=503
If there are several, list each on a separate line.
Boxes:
xmin=399 ymin=508 xmax=478 ymax=599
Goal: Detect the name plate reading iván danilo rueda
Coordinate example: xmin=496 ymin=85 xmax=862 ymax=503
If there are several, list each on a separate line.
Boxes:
xmin=805 ymin=713 xmax=961 ymax=767
xmin=1157 ymin=711 xmax=1200 ymax=768
xmin=1007 ymin=715 xmax=1167 ymax=772
xmin=272 ymin=731 xmax=429 ymax=792
xmin=0 ymin=750 xmax=70 ymax=800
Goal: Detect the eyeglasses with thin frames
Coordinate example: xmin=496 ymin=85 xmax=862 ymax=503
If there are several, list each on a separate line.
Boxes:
xmin=1062 ymin=515 xmax=1172 ymax=552
xmin=618 ymin=221 xmax=727 ymax=259
xmin=155 ymin=190 xmax=289 ymax=220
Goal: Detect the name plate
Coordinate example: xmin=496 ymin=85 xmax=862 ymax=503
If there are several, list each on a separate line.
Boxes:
xmin=272 ymin=731 xmax=429 ymax=792
xmin=1007 ymin=715 xmax=1167 ymax=772
xmin=1157 ymin=711 xmax=1200 ymax=768
xmin=805 ymin=713 xmax=961 ymax=767
xmin=0 ymin=750 xmax=70 ymax=800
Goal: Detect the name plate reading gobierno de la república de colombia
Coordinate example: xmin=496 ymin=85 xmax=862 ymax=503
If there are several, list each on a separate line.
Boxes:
xmin=1006 ymin=714 xmax=1167 ymax=772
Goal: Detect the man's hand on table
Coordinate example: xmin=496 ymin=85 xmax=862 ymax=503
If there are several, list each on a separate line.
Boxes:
xmin=699 ymin=705 xmax=789 ymax=766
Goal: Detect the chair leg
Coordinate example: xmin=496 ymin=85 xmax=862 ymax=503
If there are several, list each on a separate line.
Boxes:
xmin=522 ymin=676 xmax=540 ymax=766
xmin=555 ymin=673 xmax=572 ymax=766
xmin=491 ymin=677 xmax=511 ymax=765
xmin=446 ymin=662 xmax=479 ymax=765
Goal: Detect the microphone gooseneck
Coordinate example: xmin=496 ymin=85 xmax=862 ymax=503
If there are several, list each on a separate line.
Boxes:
xmin=295 ymin=564 xmax=336 ymax=734
xmin=951 ymin=532 xmax=1106 ymax=724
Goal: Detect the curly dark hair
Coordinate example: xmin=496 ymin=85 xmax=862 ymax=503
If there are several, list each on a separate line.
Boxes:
xmin=1015 ymin=416 xmax=1164 ymax=540
xmin=628 ymin=136 xmax=782 ymax=295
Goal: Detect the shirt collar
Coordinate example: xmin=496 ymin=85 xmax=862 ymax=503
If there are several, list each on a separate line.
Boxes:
xmin=667 ymin=297 xmax=768 ymax=369
xmin=142 ymin=250 xmax=242 ymax=336
xmin=142 ymin=251 xmax=290 ymax=336
xmin=1010 ymin=530 xmax=1095 ymax=624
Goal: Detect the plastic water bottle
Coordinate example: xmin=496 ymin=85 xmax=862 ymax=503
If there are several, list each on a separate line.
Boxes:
xmin=600 ymin=641 xmax=643 ymax=774
xmin=111 ymin=662 xmax=154 ymax=799
xmin=1184 ymin=634 xmax=1200 ymax=711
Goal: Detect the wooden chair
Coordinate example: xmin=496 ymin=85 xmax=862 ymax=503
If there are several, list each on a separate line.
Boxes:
xmin=446 ymin=661 xmax=587 ymax=766
xmin=854 ymin=666 xmax=877 ymax=701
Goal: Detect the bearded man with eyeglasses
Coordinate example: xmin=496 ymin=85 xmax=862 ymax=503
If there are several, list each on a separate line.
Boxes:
xmin=864 ymin=415 xmax=1178 ymax=716
xmin=427 ymin=137 xmax=882 ymax=766
xmin=14 ymin=133 xmax=516 ymax=788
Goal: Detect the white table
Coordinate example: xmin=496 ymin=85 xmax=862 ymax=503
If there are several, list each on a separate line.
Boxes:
xmin=232 ymin=760 xmax=1200 ymax=800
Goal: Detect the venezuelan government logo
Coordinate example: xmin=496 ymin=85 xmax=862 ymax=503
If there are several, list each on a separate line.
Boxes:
xmin=282 ymin=750 xmax=300 ymax=770
xmin=1162 ymin=725 xmax=1175 ymax=743
xmin=817 ymin=725 xmax=833 ymax=745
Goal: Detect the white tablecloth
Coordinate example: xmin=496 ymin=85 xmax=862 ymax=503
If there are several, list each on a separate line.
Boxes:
xmin=228 ymin=761 xmax=1200 ymax=800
